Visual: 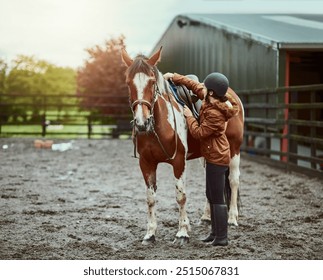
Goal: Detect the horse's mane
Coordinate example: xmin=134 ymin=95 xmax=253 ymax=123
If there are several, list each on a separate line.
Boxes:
xmin=126 ymin=54 xmax=158 ymax=80
xmin=125 ymin=54 xmax=167 ymax=94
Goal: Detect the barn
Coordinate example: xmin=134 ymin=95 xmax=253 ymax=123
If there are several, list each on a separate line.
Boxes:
xmin=151 ymin=14 xmax=323 ymax=177
xmin=152 ymin=14 xmax=323 ymax=89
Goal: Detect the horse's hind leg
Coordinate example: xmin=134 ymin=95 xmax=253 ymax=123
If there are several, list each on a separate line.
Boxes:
xmin=174 ymin=169 xmax=190 ymax=245
xmin=201 ymin=199 xmax=211 ymax=222
xmin=228 ymin=154 xmax=240 ymax=226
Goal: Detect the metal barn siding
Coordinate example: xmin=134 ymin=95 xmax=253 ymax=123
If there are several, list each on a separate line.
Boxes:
xmin=153 ymin=14 xmax=278 ymax=91
xmin=152 ymin=14 xmax=323 ymax=91
xmin=151 ymin=14 xmax=323 ymax=120
xmin=152 ymin=14 xmax=279 ymax=119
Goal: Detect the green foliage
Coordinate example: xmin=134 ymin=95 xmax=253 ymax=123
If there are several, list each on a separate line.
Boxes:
xmin=0 ymin=59 xmax=7 ymax=95
xmin=7 ymin=55 xmax=76 ymax=95
xmin=0 ymin=59 xmax=9 ymax=122
xmin=0 ymin=55 xmax=77 ymax=123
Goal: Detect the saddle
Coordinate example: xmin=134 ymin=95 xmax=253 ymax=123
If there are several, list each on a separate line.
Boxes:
xmin=169 ymin=81 xmax=202 ymax=119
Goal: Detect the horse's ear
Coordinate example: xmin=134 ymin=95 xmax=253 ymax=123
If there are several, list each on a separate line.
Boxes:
xmin=147 ymin=46 xmax=162 ymax=66
xmin=121 ymin=48 xmax=133 ymax=67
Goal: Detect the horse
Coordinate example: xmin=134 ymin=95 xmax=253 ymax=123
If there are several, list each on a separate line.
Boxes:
xmin=121 ymin=47 xmax=191 ymax=245
xmin=121 ymin=47 xmax=244 ymax=245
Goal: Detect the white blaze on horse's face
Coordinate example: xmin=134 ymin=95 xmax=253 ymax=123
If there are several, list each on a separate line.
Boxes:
xmin=132 ymin=72 xmax=155 ymax=132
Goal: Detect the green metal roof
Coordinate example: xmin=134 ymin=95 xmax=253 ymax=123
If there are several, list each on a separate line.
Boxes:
xmin=181 ymin=14 xmax=323 ymax=49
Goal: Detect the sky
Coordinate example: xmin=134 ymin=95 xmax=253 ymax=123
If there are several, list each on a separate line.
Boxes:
xmin=0 ymin=0 xmax=323 ymax=69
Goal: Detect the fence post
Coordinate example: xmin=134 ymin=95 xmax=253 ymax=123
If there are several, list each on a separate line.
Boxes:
xmin=41 ymin=113 xmax=46 ymax=137
xmin=289 ymin=90 xmax=298 ymax=165
xmin=281 ymin=88 xmax=289 ymax=163
xmin=87 ymin=116 xmax=92 ymax=139
xmin=310 ymin=90 xmax=317 ymax=169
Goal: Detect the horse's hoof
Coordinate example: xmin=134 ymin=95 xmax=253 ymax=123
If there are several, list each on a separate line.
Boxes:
xmin=142 ymin=235 xmax=156 ymax=245
xmin=200 ymin=214 xmax=211 ymax=222
xmin=173 ymin=236 xmax=189 ymax=246
xmin=228 ymin=220 xmax=239 ymax=227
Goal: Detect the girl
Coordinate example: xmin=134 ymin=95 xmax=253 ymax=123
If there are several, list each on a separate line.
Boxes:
xmin=164 ymin=72 xmax=239 ymax=246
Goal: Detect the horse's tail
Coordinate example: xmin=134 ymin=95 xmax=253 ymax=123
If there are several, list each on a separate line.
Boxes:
xmin=224 ymin=168 xmax=241 ymax=212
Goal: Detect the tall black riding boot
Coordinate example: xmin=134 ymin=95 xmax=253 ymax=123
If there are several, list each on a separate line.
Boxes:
xmin=202 ymin=203 xmax=216 ymax=242
xmin=211 ymin=204 xmax=228 ymax=246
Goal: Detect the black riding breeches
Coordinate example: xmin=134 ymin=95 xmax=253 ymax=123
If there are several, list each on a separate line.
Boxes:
xmin=205 ymin=162 xmax=228 ymax=204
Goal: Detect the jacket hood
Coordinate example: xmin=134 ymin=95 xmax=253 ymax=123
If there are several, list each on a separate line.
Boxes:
xmin=210 ymin=92 xmax=239 ymax=120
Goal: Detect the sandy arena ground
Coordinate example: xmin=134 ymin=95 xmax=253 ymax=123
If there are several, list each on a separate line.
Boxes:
xmin=0 ymin=138 xmax=322 ymax=260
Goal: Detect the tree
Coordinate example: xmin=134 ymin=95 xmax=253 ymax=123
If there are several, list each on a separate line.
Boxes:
xmin=76 ymin=36 xmax=130 ymax=122
xmin=0 ymin=59 xmax=7 ymax=95
xmin=5 ymin=55 xmax=76 ymax=122
xmin=0 ymin=59 xmax=9 ymax=123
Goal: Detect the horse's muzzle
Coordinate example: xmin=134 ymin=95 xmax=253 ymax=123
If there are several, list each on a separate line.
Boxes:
xmin=134 ymin=117 xmax=154 ymax=133
xmin=135 ymin=123 xmax=147 ymax=132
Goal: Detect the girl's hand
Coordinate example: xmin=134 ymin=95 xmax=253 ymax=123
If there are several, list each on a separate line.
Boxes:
xmin=163 ymin=72 xmax=174 ymax=80
xmin=183 ymin=105 xmax=193 ymax=117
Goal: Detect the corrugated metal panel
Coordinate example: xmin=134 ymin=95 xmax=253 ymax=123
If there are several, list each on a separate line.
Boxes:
xmin=155 ymin=15 xmax=278 ymax=91
xmin=152 ymin=14 xmax=323 ymax=90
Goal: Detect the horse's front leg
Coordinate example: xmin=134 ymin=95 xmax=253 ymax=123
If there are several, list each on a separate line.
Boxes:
xmin=140 ymin=160 xmax=158 ymax=245
xmin=228 ymin=154 xmax=240 ymax=226
xmin=174 ymin=169 xmax=190 ymax=245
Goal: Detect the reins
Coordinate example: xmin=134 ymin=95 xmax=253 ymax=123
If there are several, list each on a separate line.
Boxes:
xmin=132 ymin=78 xmax=178 ymax=161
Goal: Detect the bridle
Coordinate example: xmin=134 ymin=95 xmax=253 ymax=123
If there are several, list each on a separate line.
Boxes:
xmin=130 ymin=82 xmax=159 ymax=118
xmin=130 ymin=72 xmax=178 ymax=161
xmin=131 ymin=99 xmax=154 ymax=112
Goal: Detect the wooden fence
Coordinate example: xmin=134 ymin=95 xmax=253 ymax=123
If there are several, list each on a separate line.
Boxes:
xmin=0 ymin=93 xmax=132 ymax=139
xmin=237 ymin=84 xmax=323 ymax=178
xmin=1 ymin=85 xmax=322 ymax=177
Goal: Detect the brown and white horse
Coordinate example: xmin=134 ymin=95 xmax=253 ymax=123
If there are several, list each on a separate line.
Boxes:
xmin=122 ymin=47 xmax=190 ymax=245
xmin=121 ymin=47 xmax=244 ymax=245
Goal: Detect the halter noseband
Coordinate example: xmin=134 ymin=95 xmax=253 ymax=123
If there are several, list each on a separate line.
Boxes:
xmin=131 ymin=99 xmax=152 ymax=112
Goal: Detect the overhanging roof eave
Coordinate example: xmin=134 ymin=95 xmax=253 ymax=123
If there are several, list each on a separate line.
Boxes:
xmin=278 ymin=42 xmax=323 ymax=50
xmin=182 ymin=14 xmax=279 ymax=50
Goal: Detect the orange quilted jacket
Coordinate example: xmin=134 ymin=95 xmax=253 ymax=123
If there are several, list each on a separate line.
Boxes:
xmin=172 ymin=73 xmax=239 ymax=166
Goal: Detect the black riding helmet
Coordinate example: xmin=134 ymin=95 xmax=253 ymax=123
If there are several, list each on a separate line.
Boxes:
xmin=203 ymin=72 xmax=229 ymax=97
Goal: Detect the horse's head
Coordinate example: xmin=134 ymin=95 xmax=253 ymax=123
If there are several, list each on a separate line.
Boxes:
xmin=121 ymin=47 xmax=162 ymax=133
